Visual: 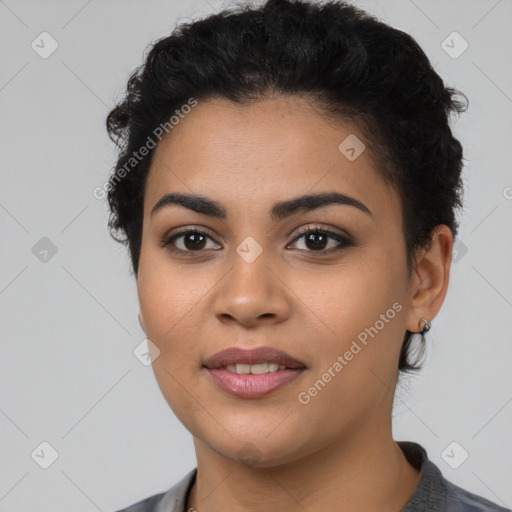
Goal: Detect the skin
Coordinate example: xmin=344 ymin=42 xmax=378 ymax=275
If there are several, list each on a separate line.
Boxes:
xmin=137 ymin=96 xmax=453 ymax=512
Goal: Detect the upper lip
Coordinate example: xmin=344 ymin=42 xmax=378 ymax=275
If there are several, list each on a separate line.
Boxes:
xmin=203 ymin=346 xmax=306 ymax=369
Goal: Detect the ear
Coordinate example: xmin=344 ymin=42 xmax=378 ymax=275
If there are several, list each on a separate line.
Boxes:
xmin=405 ymin=225 xmax=453 ymax=333
xmin=138 ymin=312 xmax=147 ymax=334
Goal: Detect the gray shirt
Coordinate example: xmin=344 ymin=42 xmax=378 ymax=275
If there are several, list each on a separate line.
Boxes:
xmin=113 ymin=441 xmax=510 ymax=511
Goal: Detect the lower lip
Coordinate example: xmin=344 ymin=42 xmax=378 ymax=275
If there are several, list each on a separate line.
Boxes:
xmin=205 ymin=368 xmax=305 ymax=398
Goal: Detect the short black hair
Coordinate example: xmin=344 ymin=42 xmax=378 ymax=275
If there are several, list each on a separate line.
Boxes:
xmin=105 ymin=0 xmax=468 ymax=374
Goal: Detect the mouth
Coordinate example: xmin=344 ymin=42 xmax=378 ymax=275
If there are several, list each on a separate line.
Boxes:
xmin=202 ymin=346 xmax=307 ymax=398
xmin=203 ymin=345 xmax=306 ymax=370
xmin=219 ymin=362 xmax=295 ymax=374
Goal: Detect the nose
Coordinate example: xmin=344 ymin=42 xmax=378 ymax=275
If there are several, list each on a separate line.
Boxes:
xmin=213 ymin=254 xmax=291 ymax=328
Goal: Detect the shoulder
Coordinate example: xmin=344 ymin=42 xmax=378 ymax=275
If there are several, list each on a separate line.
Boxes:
xmin=112 ymin=491 xmax=167 ymax=512
xmin=112 ymin=468 xmax=197 ymax=512
xmin=445 ymin=479 xmax=511 ymax=512
xmin=398 ymin=441 xmax=510 ymax=512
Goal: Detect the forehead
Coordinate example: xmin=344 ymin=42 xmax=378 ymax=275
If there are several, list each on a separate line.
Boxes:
xmin=144 ymin=97 xmax=400 ymax=224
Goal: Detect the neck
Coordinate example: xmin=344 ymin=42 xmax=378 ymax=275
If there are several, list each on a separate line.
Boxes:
xmin=187 ymin=421 xmax=421 ymax=512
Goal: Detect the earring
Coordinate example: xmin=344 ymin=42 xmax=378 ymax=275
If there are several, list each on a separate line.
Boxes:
xmin=419 ymin=317 xmax=431 ymax=335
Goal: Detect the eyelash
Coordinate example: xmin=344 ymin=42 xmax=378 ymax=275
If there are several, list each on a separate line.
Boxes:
xmin=159 ymin=225 xmax=354 ymax=256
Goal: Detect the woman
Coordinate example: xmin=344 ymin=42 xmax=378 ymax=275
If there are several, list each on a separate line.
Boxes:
xmin=105 ymin=0 xmax=509 ymax=510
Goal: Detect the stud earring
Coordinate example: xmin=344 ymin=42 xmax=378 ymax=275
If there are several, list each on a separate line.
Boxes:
xmin=419 ymin=317 xmax=431 ymax=335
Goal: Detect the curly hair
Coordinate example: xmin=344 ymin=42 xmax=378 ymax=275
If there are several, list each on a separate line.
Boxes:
xmin=105 ymin=0 xmax=468 ymax=374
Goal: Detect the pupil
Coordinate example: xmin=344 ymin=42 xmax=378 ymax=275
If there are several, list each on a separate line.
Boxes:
xmin=306 ymin=233 xmax=326 ymax=250
xmin=185 ymin=233 xmax=206 ymax=250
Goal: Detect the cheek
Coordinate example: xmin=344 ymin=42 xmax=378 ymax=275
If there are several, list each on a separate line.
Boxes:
xmin=137 ymin=255 xmax=206 ymax=346
xmin=289 ymin=267 xmax=406 ymax=436
xmin=137 ymin=262 xmax=205 ymax=425
xmin=293 ymin=259 xmax=406 ymax=351
xmin=289 ymin=260 xmax=408 ymax=423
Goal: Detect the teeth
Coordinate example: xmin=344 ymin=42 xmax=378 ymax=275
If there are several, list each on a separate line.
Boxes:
xmin=224 ymin=362 xmax=288 ymax=374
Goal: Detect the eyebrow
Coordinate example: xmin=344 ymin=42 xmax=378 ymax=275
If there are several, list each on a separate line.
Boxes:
xmin=150 ymin=191 xmax=372 ymax=222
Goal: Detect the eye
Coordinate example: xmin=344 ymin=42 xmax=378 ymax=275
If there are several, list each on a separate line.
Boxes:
xmin=287 ymin=226 xmax=353 ymax=254
xmin=159 ymin=225 xmax=354 ymax=255
xmin=159 ymin=228 xmax=221 ymax=254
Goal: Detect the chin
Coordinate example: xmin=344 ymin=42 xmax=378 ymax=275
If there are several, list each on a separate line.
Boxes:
xmin=194 ymin=425 xmax=314 ymax=469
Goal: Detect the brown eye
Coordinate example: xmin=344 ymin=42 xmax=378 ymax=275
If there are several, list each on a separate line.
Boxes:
xmin=181 ymin=232 xmax=206 ymax=250
xmin=160 ymin=226 xmax=353 ymax=256
xmin=288 ymin=227 xmax=353 ymax=254
xmin=161 ymin=229 xmax=221 ymax=253
xmin=303 ymin=231 xmax=329 ymax=250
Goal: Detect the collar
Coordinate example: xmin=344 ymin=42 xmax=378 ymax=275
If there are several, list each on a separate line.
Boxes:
xmin=155 ymin=441 xmax=446 ymax=512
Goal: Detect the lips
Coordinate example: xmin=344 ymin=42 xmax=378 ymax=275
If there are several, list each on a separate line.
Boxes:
xmin=206 ymin=368 xmax=305 ymax=398
xmin=203 ymin=346 xmax=306 ymax=370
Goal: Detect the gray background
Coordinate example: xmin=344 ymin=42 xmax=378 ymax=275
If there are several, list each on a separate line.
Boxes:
xmin=0 ymin=0 xmax=511 ymax=510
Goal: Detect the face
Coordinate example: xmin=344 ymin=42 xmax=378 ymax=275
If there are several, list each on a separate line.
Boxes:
xmin=137 ymin=96 xmax=417 ymax=467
